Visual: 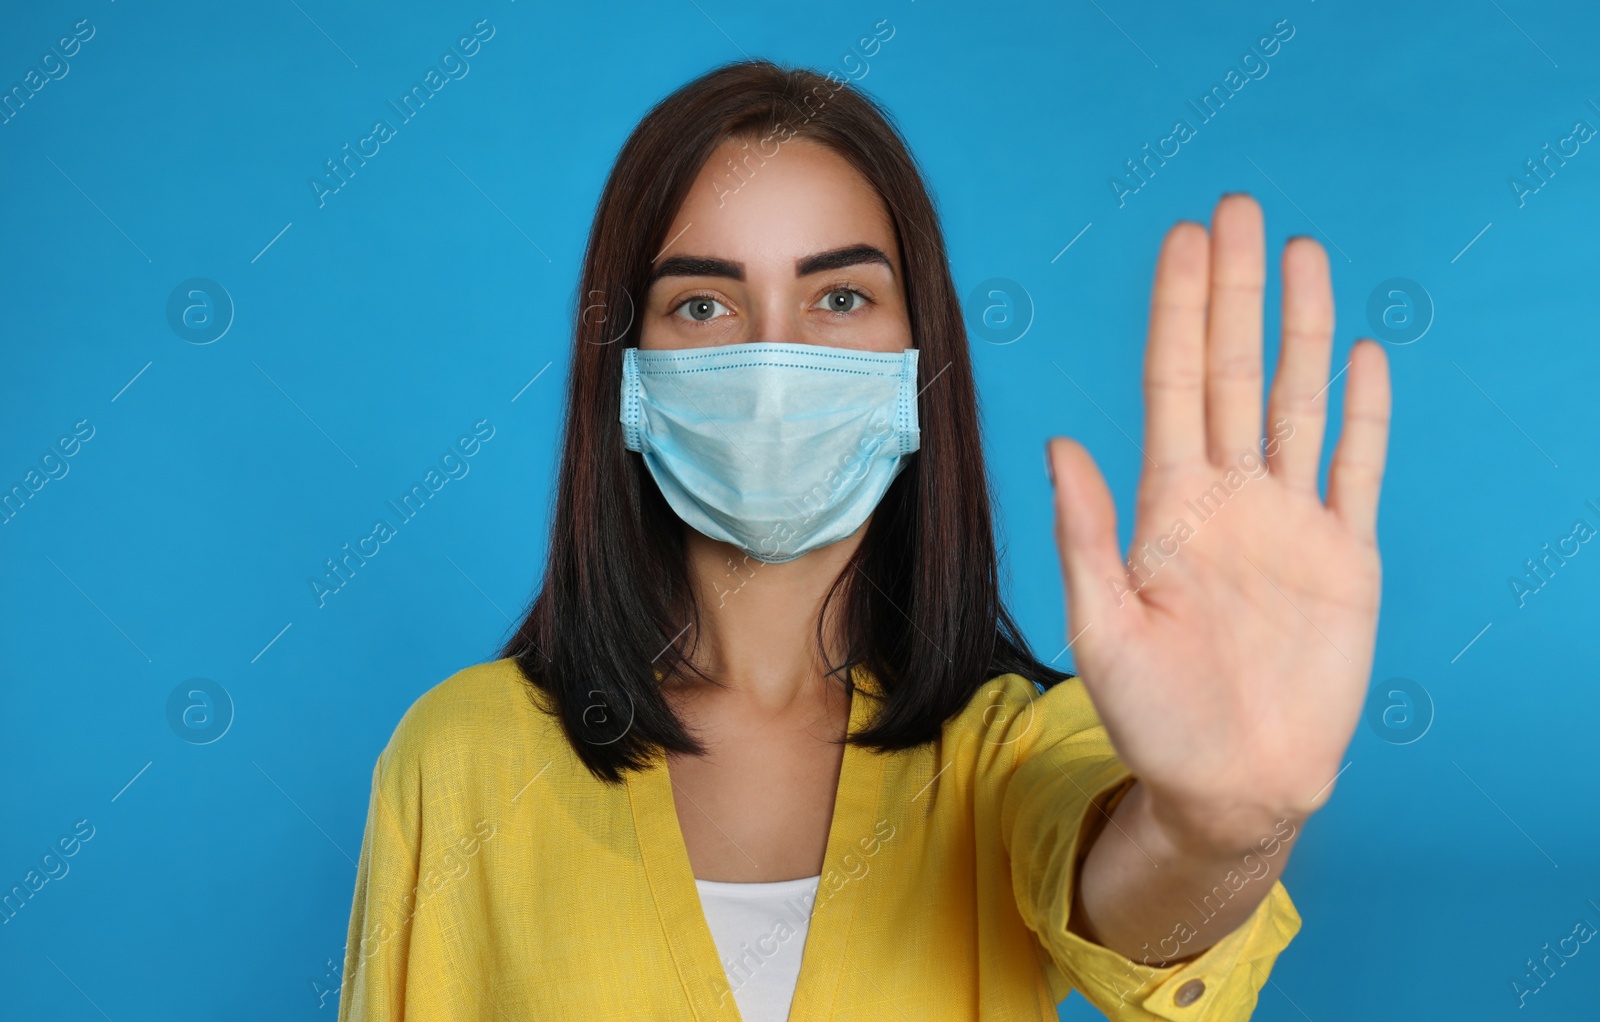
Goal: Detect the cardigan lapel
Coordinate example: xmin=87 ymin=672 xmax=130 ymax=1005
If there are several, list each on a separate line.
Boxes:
xmin=625 ymin=665 xmax=887 ymax=1021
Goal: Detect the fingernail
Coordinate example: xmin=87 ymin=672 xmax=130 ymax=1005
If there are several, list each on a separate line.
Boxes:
xmin=1044 ymin=441 xmax=1056 ymax=487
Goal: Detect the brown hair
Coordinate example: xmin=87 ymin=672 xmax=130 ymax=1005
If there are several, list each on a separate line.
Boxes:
xmin=497 ymin=58 xmax=1068 ymax=782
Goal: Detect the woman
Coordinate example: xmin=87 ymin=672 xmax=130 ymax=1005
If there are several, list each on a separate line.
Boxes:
xmin=338 ymin=59 xmax=1389 ymax=1021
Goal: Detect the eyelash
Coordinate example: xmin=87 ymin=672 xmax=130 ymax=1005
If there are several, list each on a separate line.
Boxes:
xmin=673 ymin=284 xmax=875 ymax=323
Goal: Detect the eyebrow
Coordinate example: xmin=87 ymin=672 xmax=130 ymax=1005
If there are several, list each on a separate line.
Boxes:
xmin=647 ymin=243 xmax=894 ymax=287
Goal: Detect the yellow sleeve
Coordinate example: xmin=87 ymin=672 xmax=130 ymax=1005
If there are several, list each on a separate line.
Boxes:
xmin=995 ymin=676 xmax=1302 ymax=1020
xmin=337 ymin=758 xmax=420 ymax=1022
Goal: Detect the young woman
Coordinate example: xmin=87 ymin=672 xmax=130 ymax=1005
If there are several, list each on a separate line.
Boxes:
xmin=339 ymin=60 xmax=1389 ymax=1021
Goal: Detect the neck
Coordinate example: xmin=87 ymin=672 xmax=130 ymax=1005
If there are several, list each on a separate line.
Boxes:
xmin=673 ymin=524 xmax=866 ymax=713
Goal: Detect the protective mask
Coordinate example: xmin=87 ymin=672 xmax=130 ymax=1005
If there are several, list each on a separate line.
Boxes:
xmin=620 ymin=341 xmax=920 ymax=564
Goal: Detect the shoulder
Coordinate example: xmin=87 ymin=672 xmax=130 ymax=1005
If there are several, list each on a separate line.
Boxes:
xmin=952 ymin=672 xmax=1108 ymax=749
xmin=374 ymin=658 xmax=562 ymax=804
xmin=385 ymin=658 xmax=547 ymax=756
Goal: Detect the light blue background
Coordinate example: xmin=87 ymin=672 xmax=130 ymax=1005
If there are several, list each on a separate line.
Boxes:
xmin=3 ymin=1 xmax=1597 ymax=1018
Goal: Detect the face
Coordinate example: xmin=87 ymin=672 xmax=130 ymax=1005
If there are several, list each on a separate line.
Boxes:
xmin=639 ymin=137 xmax=912 ymax=353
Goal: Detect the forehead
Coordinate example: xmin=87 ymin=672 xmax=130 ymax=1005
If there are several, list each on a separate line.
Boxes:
xmin=656 ymin=137 xmax=900 ymax=271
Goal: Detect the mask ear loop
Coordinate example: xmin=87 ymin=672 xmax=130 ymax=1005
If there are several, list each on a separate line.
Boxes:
xmin=620 ymin=348 xmax=644 ymax=452
xmin=897 ymin=347 xmax=921 ymax=455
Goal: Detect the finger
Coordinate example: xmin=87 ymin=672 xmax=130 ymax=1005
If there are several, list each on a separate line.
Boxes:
xmin=1143 ymin=222 xmax=1210 ymax=470
xmin=1265 ymin=237 xmax=1335 ymax=493
xmin=1047 ymin=437 xmax=1138 ymax=651
xmin=1326 ymin=339 xmax=1392 ymax=543
xmin=1203 ymin=194 xmax=1266 ymax=465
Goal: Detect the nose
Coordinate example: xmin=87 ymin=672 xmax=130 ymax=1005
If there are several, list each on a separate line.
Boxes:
xmin=746 ymin=286 xmax=802 ymax=346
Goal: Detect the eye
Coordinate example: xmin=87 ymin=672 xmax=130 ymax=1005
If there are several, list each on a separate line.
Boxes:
xmin=672 ymin=295 xmax=731 ymax=322
xmin=816 ymin=286 xmax=870 ymax=314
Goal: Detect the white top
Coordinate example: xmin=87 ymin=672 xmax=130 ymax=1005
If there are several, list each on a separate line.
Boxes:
xmin=694 ymin=873 xmax=822 ymax=1022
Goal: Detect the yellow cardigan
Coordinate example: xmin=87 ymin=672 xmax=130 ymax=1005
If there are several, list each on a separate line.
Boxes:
xmin=337 ymin=658 xmax=1301 ymax=1020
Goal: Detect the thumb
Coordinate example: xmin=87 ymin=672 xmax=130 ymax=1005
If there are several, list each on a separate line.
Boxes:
xmin=1045 ymin=437 xmax=1133 ymax=652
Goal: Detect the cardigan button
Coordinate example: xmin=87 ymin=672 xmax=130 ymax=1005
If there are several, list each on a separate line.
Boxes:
xmin=1174 ymin=978 xmax=1206 ymax=1006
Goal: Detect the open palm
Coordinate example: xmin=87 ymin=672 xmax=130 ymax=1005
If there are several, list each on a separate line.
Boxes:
xmin=1045 ymin=194 xmax=1392 ymax=851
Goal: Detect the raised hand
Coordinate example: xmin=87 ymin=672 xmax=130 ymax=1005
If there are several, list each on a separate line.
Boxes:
xmin=1045 ymin=193 xmax=1392 ymax=854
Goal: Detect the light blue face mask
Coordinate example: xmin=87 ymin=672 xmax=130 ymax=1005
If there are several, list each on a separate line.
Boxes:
xmin=620 ymin=341 xmax=921 ymax=564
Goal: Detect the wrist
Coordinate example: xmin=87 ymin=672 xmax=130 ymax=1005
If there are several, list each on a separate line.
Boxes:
xmin=1132 ymin=783 xmax=1307 ymax=863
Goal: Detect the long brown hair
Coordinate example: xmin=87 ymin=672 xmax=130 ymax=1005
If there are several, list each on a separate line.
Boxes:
xmin=497 ymin=58 xmax=1069 ymax=782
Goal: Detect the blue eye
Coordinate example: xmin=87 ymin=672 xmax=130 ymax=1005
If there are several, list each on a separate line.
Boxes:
xmin=817 ymin=288 xmax=867 ymax=314
xmin=674 ymin=295 xmax=730 ymax=322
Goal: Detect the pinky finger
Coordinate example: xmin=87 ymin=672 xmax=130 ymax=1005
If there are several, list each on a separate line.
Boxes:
xmin=1327 ymin=339 xmax=1392 ymax=543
